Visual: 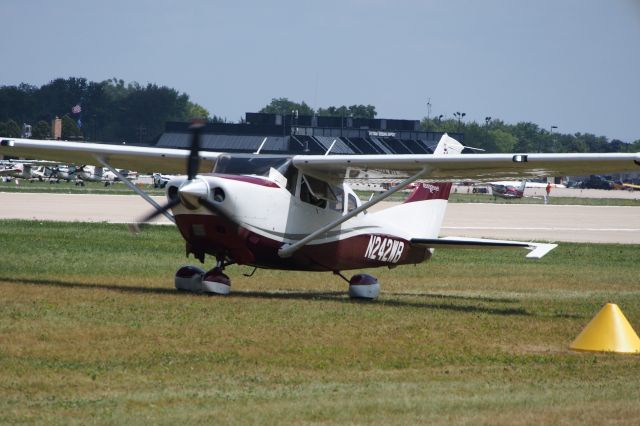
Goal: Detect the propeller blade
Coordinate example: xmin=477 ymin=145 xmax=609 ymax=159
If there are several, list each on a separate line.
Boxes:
xmin=129 ymin=198 xmax=181 ymax=233
xmin=187 ymin=120 xmax=205 ymax=180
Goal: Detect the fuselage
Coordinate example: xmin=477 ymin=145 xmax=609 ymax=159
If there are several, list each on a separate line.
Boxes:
xmin=165 ymin=160 xmax=450 ymax=272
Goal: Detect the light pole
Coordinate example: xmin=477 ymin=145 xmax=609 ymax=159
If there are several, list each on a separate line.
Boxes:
xmin=549 ymin=125 xmax=558 ymax=152
xmin=453 ymin=111 xmax=466 ymax=131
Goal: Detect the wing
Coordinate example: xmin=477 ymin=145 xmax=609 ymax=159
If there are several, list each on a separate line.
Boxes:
xmin=292 ymin=152 xmax=640 ymax=182
xmin=0 ymin=138 xmax=221 ymax=174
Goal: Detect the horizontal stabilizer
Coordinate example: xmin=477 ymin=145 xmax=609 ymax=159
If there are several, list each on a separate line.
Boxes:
xmin=411 ymin=236 xmax=557 ymax=259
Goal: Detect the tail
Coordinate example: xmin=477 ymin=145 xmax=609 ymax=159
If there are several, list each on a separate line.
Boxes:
xmin=518 ymin=179 xmax=527 ymax=192
xmin=371 ymin=135 xmax=462 ymax=237
xmin=404 ymin=182 xmax=452 ymax=203
xmin=432 ymin=133 xmax=465 ymax=155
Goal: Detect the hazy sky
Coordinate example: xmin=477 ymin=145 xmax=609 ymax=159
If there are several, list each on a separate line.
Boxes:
xmin=1 ymin=0 xmax=638 ymax=142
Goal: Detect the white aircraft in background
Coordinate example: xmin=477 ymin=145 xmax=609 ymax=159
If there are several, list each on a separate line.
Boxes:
xmin=0 ymin=160 xmax=59 ymax=181
xmin=75 ymin=165 xmax=138 ymax=186
xmin=1 ymin=129 xmax=638 ymax=299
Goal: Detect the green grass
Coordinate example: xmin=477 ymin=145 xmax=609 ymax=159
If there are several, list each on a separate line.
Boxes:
xmin=1 ymin=220 xmax=640 ymax=424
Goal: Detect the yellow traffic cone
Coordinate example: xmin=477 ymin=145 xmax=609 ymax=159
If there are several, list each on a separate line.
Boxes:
xmin=570 ymin=303 xmax=640 ymax=354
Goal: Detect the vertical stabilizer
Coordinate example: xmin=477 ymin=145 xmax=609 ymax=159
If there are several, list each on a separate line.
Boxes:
xmin=404 ymin=182 xmax=452 ymax=203
xmin=433 ymin=133 xmax=465 ymax=156
xmin=518 ymin=179 xmax=527 ymax=193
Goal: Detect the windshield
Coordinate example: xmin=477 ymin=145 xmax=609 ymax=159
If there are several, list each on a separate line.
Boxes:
xmin=214 ymin=155 xmax=291 ymax=176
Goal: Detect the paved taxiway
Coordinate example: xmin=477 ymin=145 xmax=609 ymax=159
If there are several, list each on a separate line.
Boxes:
xmin=1 ymin=192 xmax=639 ymax=244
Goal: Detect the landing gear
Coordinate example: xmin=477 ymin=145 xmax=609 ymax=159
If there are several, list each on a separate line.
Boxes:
xmin=174 ymin=259 xmax=231 ymax=295
xmin=348 ymin=274 xmax=380 ymax=299
xmin=201 ymin=267 xmax=231 ymax=295
xmin=335 ymin=271 xmax=380 ymax=300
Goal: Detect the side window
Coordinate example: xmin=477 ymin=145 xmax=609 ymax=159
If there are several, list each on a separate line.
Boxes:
xmin=286 ymin=168 xmax=298 ymax=195
xmin=347 ymin=194 xmax=358 ymax=212
xmin=300 ymin=177 xmax=327 ymax=208
xmin=329 ymin=189 xmax=344 ymax=212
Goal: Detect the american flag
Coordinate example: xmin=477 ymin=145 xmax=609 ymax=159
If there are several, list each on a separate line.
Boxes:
xmin=71 ymin=104 xmax=82 ymax=114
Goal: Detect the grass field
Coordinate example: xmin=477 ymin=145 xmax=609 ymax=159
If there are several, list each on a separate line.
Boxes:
xmin=1 ymin=220 xmax=640 ymax=424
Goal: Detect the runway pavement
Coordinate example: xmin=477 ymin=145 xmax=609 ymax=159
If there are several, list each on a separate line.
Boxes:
xmin=1 ymin=192 xmax=639 ymax=244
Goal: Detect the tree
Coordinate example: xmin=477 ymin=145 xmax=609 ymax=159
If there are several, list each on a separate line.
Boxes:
xmin=186 ymin=102 xmax=210 ymax=120
xmin=1 ymin=119 xmax=21 ymax=137
xmin=317 ymin=104 xmax=377 ymax=118
xmin=489 ymin=129 xmax=517 ymax=152
xmin=61 ymin=114 xmax=82 ymax=139
xmin=31 ymin=120 xmax=51 ymax=139
xmin=260 ymin=98 xmax=314 ymax=116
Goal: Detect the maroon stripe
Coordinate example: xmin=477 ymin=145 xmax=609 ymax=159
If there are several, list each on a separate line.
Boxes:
xmin=212 ymin=173 xmax=280 ymax=188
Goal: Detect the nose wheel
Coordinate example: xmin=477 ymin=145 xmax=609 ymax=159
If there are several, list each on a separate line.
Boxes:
xmin=201 ymin=266 xmax=231 ymax=295
xmin=174 ymin=258 xmax=232 ymax=295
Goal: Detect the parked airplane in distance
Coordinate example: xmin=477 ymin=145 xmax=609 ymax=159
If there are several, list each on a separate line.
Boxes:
xmin=490 ymin=180 xmax=527 ymax=199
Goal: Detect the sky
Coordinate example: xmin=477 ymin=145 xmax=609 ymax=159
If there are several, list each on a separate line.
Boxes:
xmin=1 ymin=0 xmax=639 ymax=142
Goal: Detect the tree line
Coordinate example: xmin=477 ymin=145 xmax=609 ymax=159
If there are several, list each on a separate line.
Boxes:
xmin=0 ymin=79 xmax=638 ymax=153
xmin=261 ymin=98 xmax=639 ymax=153
xmin=0 ymin=77 xmax=218 ymax=143
xmin=259 ymin=97 xmax=377 ymax=120
xmin=421 ymin=117 xmax=639 ymax=153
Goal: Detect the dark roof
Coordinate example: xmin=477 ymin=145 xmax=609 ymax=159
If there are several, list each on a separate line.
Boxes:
xmin=157 ymin=112 xmax=461 ymax=155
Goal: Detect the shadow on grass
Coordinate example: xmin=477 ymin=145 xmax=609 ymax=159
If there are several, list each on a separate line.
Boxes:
xmin=1 ymin=277 xmax=531 ymax=317
xmin=0 ymin=277 xmax=177 ymax=296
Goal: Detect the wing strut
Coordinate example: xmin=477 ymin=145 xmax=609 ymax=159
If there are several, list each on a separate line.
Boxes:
xmin=96 ymin=157 xmax=175 ymax=224
xmin=278 ymin=167 xmax=429 ymax=258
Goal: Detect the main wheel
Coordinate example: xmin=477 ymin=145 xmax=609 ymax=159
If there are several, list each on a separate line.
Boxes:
xmin=174 ymin=265 xmax=205 ymax=293
xmin=348 ymin=274 xmax=380 ymax=300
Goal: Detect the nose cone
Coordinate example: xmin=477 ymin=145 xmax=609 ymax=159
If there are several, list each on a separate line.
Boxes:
xmin=179 ymin=179 xmax=209 ymax=209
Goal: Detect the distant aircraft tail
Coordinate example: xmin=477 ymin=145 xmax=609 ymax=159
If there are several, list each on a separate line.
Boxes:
xmin=433 ymin=133 xmax=465 ymax=156
xmin=518 ymin=179 xmax=527 ymax=193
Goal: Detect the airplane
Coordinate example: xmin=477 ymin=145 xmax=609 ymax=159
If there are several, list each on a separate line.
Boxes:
xmin=622 ymin=182 xmax=640 ymax=191
xmin=0 ymin=161 xmax=31 ymax=180
xmin=490 ymin=180 xmax=527 ymax=199
xmin=75 ymin=165 xmax=138 ymax=186
xmin=1 ymin=128 xmax=638 ymax=299
xmin=0 ymin=160 xmax=59 ymax=182
xmin=46 ymin=164 xmax=78 ymax=183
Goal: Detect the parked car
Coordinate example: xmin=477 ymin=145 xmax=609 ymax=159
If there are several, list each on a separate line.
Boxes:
xmin=579 ymin=175 xmax=613 ymax=190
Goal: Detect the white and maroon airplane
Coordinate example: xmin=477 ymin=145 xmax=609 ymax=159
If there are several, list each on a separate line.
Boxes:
xmin=1 ymin=128 xmax=638 ymax=299
xmin=490 ymin=180 xmax=527 ymax=199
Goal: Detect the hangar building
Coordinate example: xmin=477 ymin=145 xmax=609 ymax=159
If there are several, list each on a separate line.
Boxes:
xmin=154 ymin=112 xmax=463 ymax=155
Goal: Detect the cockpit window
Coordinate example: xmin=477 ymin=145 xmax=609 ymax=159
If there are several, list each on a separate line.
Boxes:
xmin=214 ymin=155 xmax=291 ymax=177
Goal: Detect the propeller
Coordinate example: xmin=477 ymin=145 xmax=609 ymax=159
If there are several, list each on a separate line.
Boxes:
xmin=129 ymin=120 xmax=233 ymax=233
